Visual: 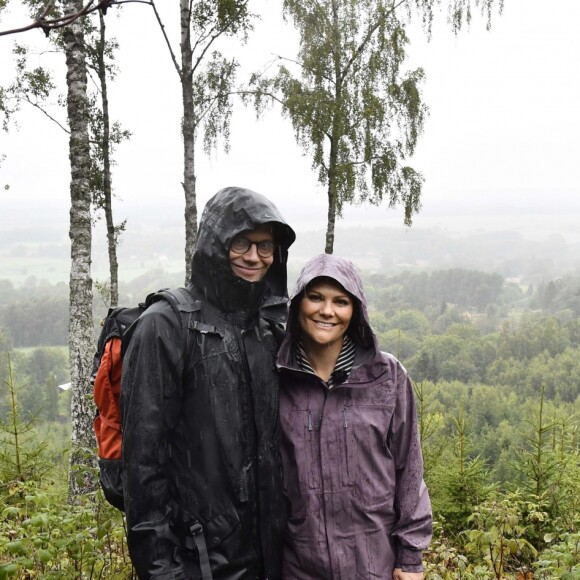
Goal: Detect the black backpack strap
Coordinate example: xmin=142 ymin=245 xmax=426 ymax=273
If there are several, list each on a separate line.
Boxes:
xmin=164 ymin=287 xmax=198 ymax=311
xmin=170 ymin=503 xmax=214 ymax=580
xmin=156 ymin=287 xmax=200 ymax=345
xmin=188 ymin=521 xmax=213 ymax=580
xmin=155 ymin=287 xmax=199 ymax=314
xmin=152 ymin=288 xmax=201 ymax=389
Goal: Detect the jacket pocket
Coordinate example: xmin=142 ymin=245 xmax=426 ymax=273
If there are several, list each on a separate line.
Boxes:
xmin=343 ymin=403 xmax=396 ymax=508
xmin=281 ymin=409 xmax=323 ymax=517
xmin=303 ymin=409 xmax=323 ymax=491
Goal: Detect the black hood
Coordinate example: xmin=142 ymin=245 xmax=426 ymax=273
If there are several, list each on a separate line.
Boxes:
xmin=190 ymin=186 xmax=296 ymax=313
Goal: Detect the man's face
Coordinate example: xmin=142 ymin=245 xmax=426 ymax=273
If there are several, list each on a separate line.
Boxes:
xmin=229 ymin=224 xmax=275 ymax=282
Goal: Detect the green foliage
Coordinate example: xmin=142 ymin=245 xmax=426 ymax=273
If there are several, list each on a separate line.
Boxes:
xmin=3 ymin=347 xmax=69 ymax=422
xmin=179 ymin=0 xmax=254 ymax=151
xmin=510 ymin=387 xmax=580 ymax=547
xmin=0 ymin=481 xmax=134 ymax=579
xmin=517 ymin=385 xmax=558 ymax=499
xmin=0 ymin=278 xmax=68 ymax=307
xmin=0 ymin=265 xmax=578 ymax=577
xmin=413 ymin=380 xmax=445 ymax=477
xmin=190 ymin=0 xmax=251 ymax=35
xmin=431 ymin=411 xmax=493 ymax=537
xmin=1 ymin=40 xmax=56 ymax=138
xmin=249 ymin=0 xmax=428 ymax=252
xmin=0 ymin=384 xmax=127 ymax=578
xmin=535 ymin=532 xmax=580 ymax=578
xmin=423 ymin=520 xmax=471 ymax=579
xmin=413 ymin=333 xmax=464 ymax=382
xmin=365 ymin=268 xmax=506 ymax=316
xmin=247 ymin=1 xmax=502 ymax=251
xmin=497 ymin=316 xmax=573 ymax=360
xmin=0 ymin=354 xmax=51 ymax=485
xmin=390 ymin=308 xmax=431 ymax=337
xmin=378 ymin=328 xmax=420 ymax=361
xmin=193 ymin=52 xmax=240 ymax=154
xmin=465 ymin=493 xmax=538 ymax=579
xmin=531 ymin=276 xmax=580 ymax=316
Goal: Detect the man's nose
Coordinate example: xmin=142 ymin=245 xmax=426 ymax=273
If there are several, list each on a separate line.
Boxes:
xmin=243 ymin=243 xmax=260 ymax=261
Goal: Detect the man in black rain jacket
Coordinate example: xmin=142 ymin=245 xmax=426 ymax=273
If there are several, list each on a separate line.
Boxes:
xmin=121 ymin=187 xmax=296 ymax=579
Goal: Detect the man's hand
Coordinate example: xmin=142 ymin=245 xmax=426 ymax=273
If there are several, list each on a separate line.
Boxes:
xmin=393 ymin=569 xmax=423 ymax=580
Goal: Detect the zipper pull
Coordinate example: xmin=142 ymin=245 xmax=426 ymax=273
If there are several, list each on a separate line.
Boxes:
xmin=307 ymin=409 xmax=313 ymax=431
xmin=239 ymin=460 xmax=252 ymax=502
xmin=343 ymin=407 xmax=348 ymax=428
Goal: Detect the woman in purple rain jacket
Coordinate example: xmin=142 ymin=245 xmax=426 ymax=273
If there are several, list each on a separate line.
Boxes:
xmin=277 ymin=254 xmax=432 ymax=580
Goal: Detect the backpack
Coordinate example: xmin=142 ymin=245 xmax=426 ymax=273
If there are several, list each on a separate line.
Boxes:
xmin=92 ymin=287 xmax=197 ymax=512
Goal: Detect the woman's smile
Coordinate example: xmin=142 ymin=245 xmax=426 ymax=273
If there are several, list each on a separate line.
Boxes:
xmin=299 ymin=281 xmax=353 ymax=348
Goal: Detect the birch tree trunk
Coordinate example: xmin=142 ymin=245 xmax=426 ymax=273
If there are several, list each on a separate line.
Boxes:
xmin=63 ymin=0 xmax=96 ymax=500
xmin=96 ymin=10 xmax=119 ymax=306
xmin=180 ymin=0 xmax=197 ymax=283
xmin=151 ymin=1 xmax=250 ymax=282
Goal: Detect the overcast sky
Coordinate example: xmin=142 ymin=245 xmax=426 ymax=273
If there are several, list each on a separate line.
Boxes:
xmin=1 ymin=0 xmax=579 ymax=244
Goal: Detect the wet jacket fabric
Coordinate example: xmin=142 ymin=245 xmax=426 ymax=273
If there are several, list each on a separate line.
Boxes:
xmin=121 ymin=187 xmax=295 ymax=580
xmin=277 ymin=254 xmax=432 ymax=579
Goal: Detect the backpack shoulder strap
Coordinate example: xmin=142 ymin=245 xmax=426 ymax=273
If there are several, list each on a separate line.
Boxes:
xmin=155 ymin=287 xmax=200 ymax=314
xmin=152 ymin=287 xmax=202 ymax=372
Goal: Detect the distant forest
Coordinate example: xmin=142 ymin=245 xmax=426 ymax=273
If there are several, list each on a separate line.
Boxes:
xmin=1 ymin=264 xmax=579 ymax=348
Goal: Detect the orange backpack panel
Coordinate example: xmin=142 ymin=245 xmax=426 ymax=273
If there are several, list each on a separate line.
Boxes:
xmin=91 ymin=287 xmax=198 ymax=511
xmin=93 ymin=336 xmax=123 ymax=460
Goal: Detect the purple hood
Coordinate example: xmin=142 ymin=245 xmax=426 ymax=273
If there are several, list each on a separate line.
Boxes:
xmin=280 ymin=254 xmax=377 ymax=362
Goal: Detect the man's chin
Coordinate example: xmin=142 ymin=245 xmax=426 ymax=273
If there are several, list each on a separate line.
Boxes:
xmin=232 ymin=266 xmax=265 ymax=282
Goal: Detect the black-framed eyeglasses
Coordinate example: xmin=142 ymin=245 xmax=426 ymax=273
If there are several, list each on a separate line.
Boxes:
xmin=230 ymin=237 xmax=276 ymax=258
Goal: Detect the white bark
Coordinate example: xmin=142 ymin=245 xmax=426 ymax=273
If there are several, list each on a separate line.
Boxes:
xmin=180 ymin=0 xmax=197 ymax=283
xmin=63 ymin=0 xmax=96 ymax=500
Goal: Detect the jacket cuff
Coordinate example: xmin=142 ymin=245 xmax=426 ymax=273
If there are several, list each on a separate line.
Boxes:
xmin=395 ymin=545 xmax=423 ymax=572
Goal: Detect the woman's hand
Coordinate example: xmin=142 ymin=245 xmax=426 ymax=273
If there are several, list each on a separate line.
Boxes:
xmin=393 ymin=569 xmax=423 ymax=580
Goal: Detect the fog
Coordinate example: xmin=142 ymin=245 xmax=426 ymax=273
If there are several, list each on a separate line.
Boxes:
xmin=1 ymin=0 xmax=579 ymax=285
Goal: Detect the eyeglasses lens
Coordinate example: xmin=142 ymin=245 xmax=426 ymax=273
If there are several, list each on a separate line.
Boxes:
xmin=230 ymin=238 xmax=274 ymax=258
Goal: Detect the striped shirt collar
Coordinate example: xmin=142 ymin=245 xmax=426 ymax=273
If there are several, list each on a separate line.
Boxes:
xmin=297 ymin=334 xmax=356 ymax=388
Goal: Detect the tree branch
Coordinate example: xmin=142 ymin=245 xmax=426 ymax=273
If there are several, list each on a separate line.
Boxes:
xmin=21 ymin=94 xmax=70 ymax=134
xmin=150 ymin=0 xmax=182 ymax=78
xmin=0 ymin=0 xmax=118 ymax=37
xmin=191 ymin=0 xmax=249 ymax=54
xmin=237 ymin=88 xmax=287 ymax=111
xmin=189 ymin=0 xmax=250 ymax=81
xmin=273 ymin=54 xmax=335 ymax=85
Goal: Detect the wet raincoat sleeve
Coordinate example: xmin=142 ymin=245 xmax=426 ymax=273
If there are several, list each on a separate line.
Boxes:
xmin=389 ymin=362 xmax=433 ymax=573
xmin=121 ymin=301 xmax=186 ymax=579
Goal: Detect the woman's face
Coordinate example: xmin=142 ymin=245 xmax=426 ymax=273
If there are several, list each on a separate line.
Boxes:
xmin=298 ymin=279 xmax=354 ymax=348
